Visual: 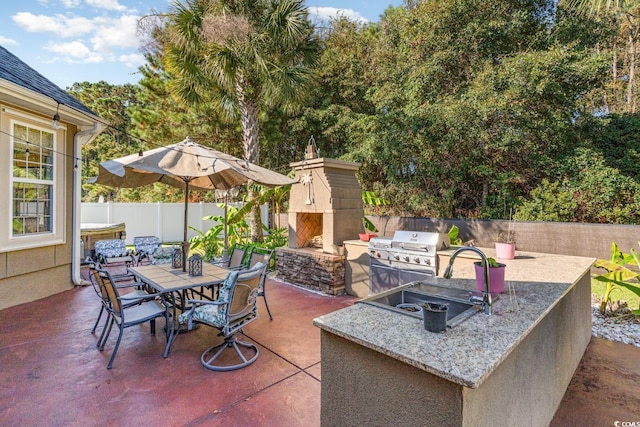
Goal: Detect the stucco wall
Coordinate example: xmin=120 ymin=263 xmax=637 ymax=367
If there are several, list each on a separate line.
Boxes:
xmin=0 ymin=265 xmax=72 ymax=309
xmin=277 ymin=214 xmax=640 ymax=260
xmin=0 ymin=111 xmax=76 ymax=311
xmin=320 ymin=271 xmax=592 ymax=426
xmin=369 ymin=217 xmax=640 ymax=260
xmin=320 ymin=331 xmax=464 ymax=426
xmin=462 ymin=270 xmax=592 ymax=426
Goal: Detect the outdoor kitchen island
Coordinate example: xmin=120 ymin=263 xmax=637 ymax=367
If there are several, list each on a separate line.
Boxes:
xmin=314 ymin=250 xmax=595 ymax=426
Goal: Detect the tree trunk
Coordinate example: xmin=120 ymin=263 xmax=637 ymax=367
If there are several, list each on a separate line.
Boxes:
xmin=237 ymin=76 xmax=260 ymax=164
xmin=236 ymin=76 xmax=263 ymax=241
xmin=627 ymin=14 xmax=639 ymax=114
xmin=627 ymin=30 xmax=636 ymax=112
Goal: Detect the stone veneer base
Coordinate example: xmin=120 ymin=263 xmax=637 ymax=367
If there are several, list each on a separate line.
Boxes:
xmin=275 ymin=247 xmax=345 ymax=295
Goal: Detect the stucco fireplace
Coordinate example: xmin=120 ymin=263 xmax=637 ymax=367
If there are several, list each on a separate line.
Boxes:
xmin=275 ymin=157 xmax=363 ymax=295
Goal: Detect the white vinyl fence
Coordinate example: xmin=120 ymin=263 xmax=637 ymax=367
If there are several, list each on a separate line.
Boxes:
xmin=81 ymin=201 xmax=267 ymax=245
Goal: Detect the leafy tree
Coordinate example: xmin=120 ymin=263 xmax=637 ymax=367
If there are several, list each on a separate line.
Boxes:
xmin=68 ymin=81 xmax=143 ymax=202
xmin=561 ymin=0 xmax=640 ymax=113
xmin=349 ymin=0 xmax=607 ymax=218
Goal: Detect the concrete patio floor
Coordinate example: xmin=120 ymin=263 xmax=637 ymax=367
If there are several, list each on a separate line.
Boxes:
xmin=0 ymin=266 xmax=638 ymax=426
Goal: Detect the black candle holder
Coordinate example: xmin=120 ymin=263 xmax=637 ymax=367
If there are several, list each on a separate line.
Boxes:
xmin=172 ymin=246 xmax=183 ymax=269
xmin=189 ymin=254 xmax=203 ymax=276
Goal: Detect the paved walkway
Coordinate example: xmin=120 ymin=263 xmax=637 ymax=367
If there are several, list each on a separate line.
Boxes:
xmin=0 ymin=267 xmax=638 ymax=426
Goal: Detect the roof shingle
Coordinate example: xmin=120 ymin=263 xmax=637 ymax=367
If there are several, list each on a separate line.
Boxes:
xmin=0 ymin=45 xmax=96 ymax=116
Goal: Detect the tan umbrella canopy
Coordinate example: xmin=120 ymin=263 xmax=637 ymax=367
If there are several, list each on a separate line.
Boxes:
xmin=91 ymin=136 xmax=295 ymax=191
xmin=89 ymin=136 xmax=296 ymax=267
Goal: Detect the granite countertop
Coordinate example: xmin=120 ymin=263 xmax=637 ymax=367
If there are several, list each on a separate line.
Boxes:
xmin=313 ymin=250 xmax=595 ymax=389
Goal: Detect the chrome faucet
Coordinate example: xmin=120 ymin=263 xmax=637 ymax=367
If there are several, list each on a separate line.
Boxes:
xmin=442 ymin=247 xmax=493 ymax=315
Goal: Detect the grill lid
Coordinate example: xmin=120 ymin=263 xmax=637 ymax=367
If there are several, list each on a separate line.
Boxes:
xmin=368 ymin=237 xmax=392 ymax=249
xmin=390 ymin=231 xmax=450 ymax=252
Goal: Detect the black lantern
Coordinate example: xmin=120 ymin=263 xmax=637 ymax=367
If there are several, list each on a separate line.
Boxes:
xmin=189 ymin=254 xmax=203 ymax=276
xmin=172 ymin=246 xmax=183 ymax=269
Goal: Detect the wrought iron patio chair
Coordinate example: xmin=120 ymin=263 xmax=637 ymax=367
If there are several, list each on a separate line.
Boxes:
xmin=88 ymin=263 xmax=152 ymax=342
xmin=97 ymin=268 xmax=169 ymax=369
xmin=212 ymin=243 xmax=250 ymax=270
xmin=245 ymin=247 xmax=275 ymax=320
xmin=133 ymin=236 xmax=161 ymax=265
xmin=179 ymin=263 xmax=264 ymax=371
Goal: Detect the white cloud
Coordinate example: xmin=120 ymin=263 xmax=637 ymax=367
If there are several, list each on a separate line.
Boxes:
xmin=12 ymin=11 xmax=143 ymax=63
xmin=0 ymin=35 xmax=18 ymax=45
xmin=12 ymin=12 xmax=94 ymax=37
xmin=90 ymin=15 xmax=141 ymax=51
xmin=60 ymin=0 xmax=82 ymax=8
xmin=86 ymin=0 xmax=128 ymax=12
xmin=308 ymin=6 xmax=368 ymax=24
xmin=44 ymin=40 xmax=104 ymax=63
xmin=118 ymin=52 xmax=145 ymax=68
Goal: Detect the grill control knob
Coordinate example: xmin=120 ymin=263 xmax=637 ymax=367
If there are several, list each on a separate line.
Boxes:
xmin=413 ymin=257 xmax=420 ymax=263
xmin=403 ymin=255 xmax=410 ymax=262
xmin=376 ymin=252 xmax=382 ymax=258
xmin=393 ymin=254 xmax=400 ymax=260
xmin=424 ymin=258 xmax=431 ymax=266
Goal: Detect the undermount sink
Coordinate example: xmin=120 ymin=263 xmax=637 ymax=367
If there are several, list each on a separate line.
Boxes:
xmin=358 ymin=282 xmax=495 ymax=328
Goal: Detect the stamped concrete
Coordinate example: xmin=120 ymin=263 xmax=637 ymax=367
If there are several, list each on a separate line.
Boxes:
xmin=0 ymin=266 xmax=637 ymax=426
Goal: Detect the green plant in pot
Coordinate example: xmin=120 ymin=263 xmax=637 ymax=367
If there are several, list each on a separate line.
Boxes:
xmin=359 ymin=217 xmax=378 ymax=242
xmin=474 ymin=257 xmax=506 ymax=293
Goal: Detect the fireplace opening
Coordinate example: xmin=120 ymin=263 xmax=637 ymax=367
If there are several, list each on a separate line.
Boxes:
xmin=295 ymin=212 xmax=323 ymax=248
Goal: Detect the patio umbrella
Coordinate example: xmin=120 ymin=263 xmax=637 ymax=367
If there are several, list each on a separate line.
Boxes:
xmin=89 ymin=136 xmax=296 ymax=269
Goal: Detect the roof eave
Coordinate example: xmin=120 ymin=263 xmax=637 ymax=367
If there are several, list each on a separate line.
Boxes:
xmin=0 ymin=79 xmax=107 ymax=128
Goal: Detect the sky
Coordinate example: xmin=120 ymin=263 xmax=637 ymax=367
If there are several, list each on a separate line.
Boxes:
xmin=0 ymin=0 xmax=403 ymax=89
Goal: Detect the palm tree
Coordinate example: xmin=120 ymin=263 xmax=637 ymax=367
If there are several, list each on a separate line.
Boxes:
xmin=164 ymin=0 xmax=317 ymax=241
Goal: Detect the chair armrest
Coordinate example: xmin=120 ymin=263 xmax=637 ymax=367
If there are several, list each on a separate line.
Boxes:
xmin=185 ymin=299 xmax=225 ymax=307
xmin=119 ymin=293 xmax=153 ymax=302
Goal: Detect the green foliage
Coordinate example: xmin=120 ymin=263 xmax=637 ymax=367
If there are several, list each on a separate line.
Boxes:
xmin=485 ymin=257 xmax=500 ymax=268
xmin=516 ymin=179 xmax=578 ymax=221
xmin=74 ymin=0 xmax=640 ymax=225
xmin=188 ymin=205 xmax=250 ymax=261
xmin=592 ymin=242 xmax=640 ymax=316
xmin=260 ymin=227 xmax=288 ymax=250
xmin=448 ymin=225 xmax=463 ymax=246
xmin=362 ymin=217 xmax=378 ymax=233
xmin=362 ymin=191 xmax=389 ymax=207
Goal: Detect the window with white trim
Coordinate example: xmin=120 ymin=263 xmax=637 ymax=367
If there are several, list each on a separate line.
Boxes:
xmin=0 ymin=106 xmax=66 ymax=252
xmin=12 ymin=123 xmax=55 ymax=236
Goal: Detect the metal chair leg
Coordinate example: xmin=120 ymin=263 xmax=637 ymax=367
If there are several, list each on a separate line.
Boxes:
xmin=91 ymin=305 xmax=105 ymax=334
xmin=98 ymin=317 xmax=114 ymax=350
xmin=261 ymin=290 xmax=273 ymax=321
xmin=107 ymin=325 xmax=124 ymax=369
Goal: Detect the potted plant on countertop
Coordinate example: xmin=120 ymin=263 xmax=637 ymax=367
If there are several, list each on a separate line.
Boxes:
xmin=474 ymin=257 xmax=506 ymax=293
xmin=494 ymin=209 xmax=516 ymax=260
xmin=359 ymin=217 xmax=378 ymax=242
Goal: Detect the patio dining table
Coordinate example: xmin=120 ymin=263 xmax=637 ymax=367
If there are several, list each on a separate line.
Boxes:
xmin=127 ymin=262 xmax=231 ymax=357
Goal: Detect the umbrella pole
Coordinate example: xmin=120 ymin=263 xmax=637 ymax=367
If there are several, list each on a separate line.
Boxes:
xmin=223 ymin=193 xmax=229 ymax=263
xmin=183 ymin=180 xmax=189 ymax=272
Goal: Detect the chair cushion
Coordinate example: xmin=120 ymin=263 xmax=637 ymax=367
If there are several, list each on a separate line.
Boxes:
xmin=134 ymin=236 xmax=160 ymax=256
xmin=95 ymin=239 xmax=129 ymax=258
xmin=179 ymin=304 xmax=226 ymax=327
xmin=151 ymin=246 xmax=174 ymax=265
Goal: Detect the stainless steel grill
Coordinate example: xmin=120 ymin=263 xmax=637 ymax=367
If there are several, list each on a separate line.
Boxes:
xmin=368 ymin=231 xmax=450 ymax=294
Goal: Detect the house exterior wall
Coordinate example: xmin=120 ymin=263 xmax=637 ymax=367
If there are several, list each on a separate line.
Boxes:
xmin=0 ymin=104 xmax=76 ymax=310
